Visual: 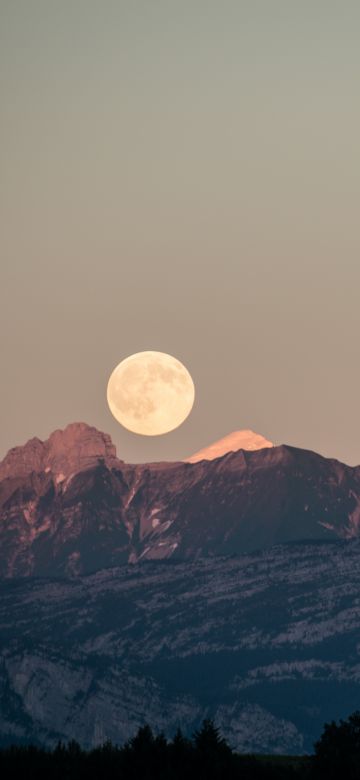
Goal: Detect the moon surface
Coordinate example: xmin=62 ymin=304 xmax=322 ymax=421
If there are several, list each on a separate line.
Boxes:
xmin=107 ymin=351 xmax=195 ymax=435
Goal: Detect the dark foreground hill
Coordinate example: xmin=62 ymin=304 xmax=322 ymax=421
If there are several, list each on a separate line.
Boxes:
xmin=1 ymin=540 xmax=360 ymax=753
xmin=1 ymin=423 xmax=360 ymax=577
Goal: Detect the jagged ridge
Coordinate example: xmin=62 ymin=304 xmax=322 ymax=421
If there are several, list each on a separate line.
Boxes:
xmin=1 ymin=423 xmax=360 ymax=577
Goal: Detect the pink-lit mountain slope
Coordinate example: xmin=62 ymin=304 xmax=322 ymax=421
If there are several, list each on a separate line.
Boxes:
xmin=185 ymin=429 xmax=274 ymax=462
xmin=0 ymin=423 xmax=360 ymax=577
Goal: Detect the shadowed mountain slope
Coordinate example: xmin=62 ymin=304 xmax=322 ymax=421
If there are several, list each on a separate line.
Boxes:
xmin=1 ymin=540 xmax=360 ymax=752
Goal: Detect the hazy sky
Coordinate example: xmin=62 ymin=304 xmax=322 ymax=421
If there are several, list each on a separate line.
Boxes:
xmin=1 ymin=1 xmax=360 ymax=465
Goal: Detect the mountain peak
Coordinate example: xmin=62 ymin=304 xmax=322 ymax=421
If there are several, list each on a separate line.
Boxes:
xmin=1 ymin=423 xmax=360 ymax=579
xmin=185 ymin=429 xmax=274 ymax=463
xmin=0 ymin=422 xmax=118 ymax=481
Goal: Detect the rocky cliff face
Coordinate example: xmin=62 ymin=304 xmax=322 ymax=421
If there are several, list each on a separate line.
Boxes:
xmin=1 ymin=423 xmax=360 ymax=577
xmin=1 ymin=540 xmax=360 ymax=753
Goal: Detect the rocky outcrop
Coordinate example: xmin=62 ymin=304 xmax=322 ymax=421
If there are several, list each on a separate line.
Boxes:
xmin=1 ymin=423 xmax=360 ymax=577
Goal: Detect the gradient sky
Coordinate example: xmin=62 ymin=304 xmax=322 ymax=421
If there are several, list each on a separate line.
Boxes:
xmin=1 ymin=1 xmax=359 ymax=465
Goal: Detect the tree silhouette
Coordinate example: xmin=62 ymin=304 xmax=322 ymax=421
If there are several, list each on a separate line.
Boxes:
xmin=193 ymin=718 xmax=233 ymax=778
xmin=313 ymin=710 xmax=360 ymax=779
xmin=168 ymin=727 xmax=194 ymax=779
xmin=122 ymin=724 xmax=168 ymax=779
xmin=0 ymin=719 xmax=313 ymax=779
xmin=194 ymin=718 xmax=231 ymax=754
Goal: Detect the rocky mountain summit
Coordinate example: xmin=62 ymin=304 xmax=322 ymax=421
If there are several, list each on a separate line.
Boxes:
xmin=1 ymin=540 xmax=360 ymax=752
xmin=0 ymin=423 xmax=118 ymax=482
xmin=1 ymin=423 xmax=360 ymax=577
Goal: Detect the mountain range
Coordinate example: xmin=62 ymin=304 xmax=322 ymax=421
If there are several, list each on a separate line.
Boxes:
xmin=1 ymin=540 xmax=360 ymax=753
xmin=1 ymin=422 xmax=360 ymax=753
xmin=1 ymin=422 xmax=360 ymax=578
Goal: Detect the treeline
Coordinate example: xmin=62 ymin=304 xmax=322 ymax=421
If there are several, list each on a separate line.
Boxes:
xmin=0 ymin=712 xmax=359 ymax=779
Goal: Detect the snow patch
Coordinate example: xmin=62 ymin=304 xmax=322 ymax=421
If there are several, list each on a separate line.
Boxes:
xmin=123 ymin=472 xmax=143 ymax=509
xmin=152 ymin=518 xmax=161 ymax=528
xmin=318 ymin=520 xmax=335 ymax=531
xmin=158 ymin=520 xmax=172 ymax=532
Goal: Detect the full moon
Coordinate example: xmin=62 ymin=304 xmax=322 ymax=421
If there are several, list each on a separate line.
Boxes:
xmin=107 ymin=351 xmax=195 ymax=435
